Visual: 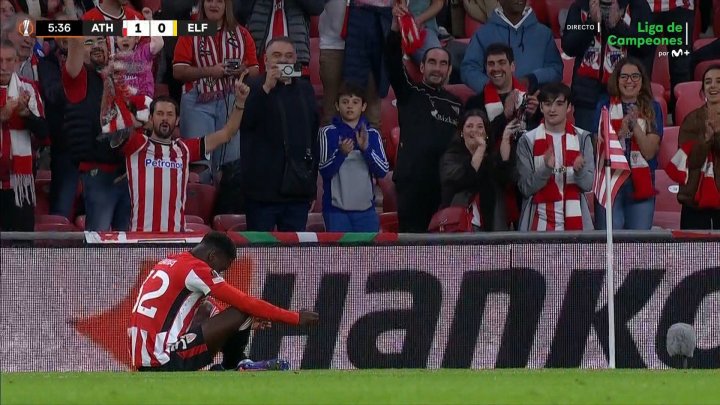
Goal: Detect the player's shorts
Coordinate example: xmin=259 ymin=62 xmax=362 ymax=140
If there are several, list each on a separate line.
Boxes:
xmin=137 ymin=326 xmax=213 ymax=372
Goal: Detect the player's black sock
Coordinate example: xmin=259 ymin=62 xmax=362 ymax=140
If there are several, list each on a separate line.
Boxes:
xmin=221 ymin=329 xmax=251 ymax=369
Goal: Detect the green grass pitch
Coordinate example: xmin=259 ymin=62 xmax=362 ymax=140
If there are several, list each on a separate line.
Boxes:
xmin=2 ymin=369 xmax=718 ymax=404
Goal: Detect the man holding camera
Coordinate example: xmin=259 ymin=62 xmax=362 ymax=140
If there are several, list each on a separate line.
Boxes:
xmin=240 ymin=37 xmax=319 ymax=231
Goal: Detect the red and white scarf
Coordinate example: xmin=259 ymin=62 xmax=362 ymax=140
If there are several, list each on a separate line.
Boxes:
xmin=192 ymin=27 xmax=246 ymax=102
xmin=609 ymin=98 xmax=656 ymax=200
xmin=1 ymin=73 xmax=42 ymax=207
xmin=578 ymin=7 xmax=631 ymax=84
xmin=268 ymin=0 xmax=289 ymax=43
xmin=530 ymin=122 xmax=584 ymax=231
xmin=398 ymin=10 xmax=426 ymax=56
xmin=483 ymin=77 xmax=527 ymax=121
xmin=666 ymin=141 xmax=720 ymax=209
xmin=100 ymin=65 xmax=151 ymax=139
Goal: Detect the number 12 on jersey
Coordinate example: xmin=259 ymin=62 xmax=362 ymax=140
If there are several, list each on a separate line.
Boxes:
xmin=132 ymin=269 xmax=170 ymax=318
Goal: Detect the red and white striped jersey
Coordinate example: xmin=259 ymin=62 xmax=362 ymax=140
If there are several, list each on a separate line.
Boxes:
xmin=122 ymin=130 xmax=206 ymax=232
xmin=647 ymin=0 xmax=693 ymax=13
xmin=128 ymin=252 xmax=225 ymax=368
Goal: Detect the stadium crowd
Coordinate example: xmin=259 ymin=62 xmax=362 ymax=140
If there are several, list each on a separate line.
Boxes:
xmin=0 ymin=0 xmax=718 ymax=233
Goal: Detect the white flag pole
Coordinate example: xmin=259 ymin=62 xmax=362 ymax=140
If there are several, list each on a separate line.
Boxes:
xmin=602 ymin=107 xmax=616 ymax=369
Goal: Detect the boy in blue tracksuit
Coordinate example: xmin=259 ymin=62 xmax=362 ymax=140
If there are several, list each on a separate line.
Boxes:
xmin=318 ymin=82 xmax=389 ymax=232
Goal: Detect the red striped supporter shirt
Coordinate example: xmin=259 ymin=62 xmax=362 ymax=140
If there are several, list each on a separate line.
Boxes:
xmin=122 ymin=130 xmax=204 ymax=232
xmin=647 ymin=0 xmax=693 ymax=12
xmin=128 ymin=252 xmax=300 ymax=369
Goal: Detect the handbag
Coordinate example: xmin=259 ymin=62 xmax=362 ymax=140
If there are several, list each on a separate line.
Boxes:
xmin=277 ymin=87 xmax=316 ymax=199
xmin=428 ymin=206 xmax=473 ymax=233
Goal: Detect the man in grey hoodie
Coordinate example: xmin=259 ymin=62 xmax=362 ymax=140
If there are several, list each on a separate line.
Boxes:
xmin=461 ymin=0 xmax=562 ymax=93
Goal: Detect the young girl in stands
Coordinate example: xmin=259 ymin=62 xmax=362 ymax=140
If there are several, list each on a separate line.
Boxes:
xmin=667 ymin=65 xmax=720 ymax=230
xmin=113 ymin=7 xmax=163 ymax=98
xmin=318 ymin=82 xmax=390 ymax=232
xmin=593 ymin=57 xmax=663 ymax=230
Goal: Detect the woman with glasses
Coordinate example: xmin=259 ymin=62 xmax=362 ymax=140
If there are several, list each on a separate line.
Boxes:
xmin=561 ymin=0 xmax=652 ymax=134
xmin=668 ymin=65 xmax=720 ymax=229
xmin=592 ymin=57 xmax=663 ymax=230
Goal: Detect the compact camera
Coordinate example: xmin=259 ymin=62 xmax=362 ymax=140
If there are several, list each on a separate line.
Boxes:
xmin=277 ymin=63 xmax=302 ymax=78
xmin=224 ymin=58 xmax=243 ymax=70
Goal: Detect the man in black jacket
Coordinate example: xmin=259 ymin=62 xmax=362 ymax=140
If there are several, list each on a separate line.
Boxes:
xmin=240 ymin=37 xmax=319 ymax=231
xmin=36 ymin=38 xmax=80 ymax=219
xmin=384 ymin=2 xmax=462 ymax=233
xmin=63 ymin=36 xmax=130 ymax=231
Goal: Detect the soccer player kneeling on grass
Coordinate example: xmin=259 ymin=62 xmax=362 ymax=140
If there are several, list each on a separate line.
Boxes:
xmin=128 ymin=232 xmax=319 ymax=371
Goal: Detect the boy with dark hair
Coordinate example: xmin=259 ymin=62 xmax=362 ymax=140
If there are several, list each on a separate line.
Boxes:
xmin=318 ymin=82 xmax=389 ymax=232
xmin=516 ymin=82 xmax=595 ymax=232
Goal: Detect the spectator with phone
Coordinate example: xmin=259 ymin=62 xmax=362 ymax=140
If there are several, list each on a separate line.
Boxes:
xmin=318 ymin=82 xmax=389 ymax=232
xmin=173 ymin=0 xmax=259 ymax=182
xmin=562 ymin=0 xmax=651 ymax=133
xmin=516 ymin=83 xmax=595 ymax=232
xmin=593 ymin=57 xmax=662 ymax=230
xmin=113 ymin=7 xmax=164 ymax=98
xmin=240 ymin=37 xmax=319 ymax=231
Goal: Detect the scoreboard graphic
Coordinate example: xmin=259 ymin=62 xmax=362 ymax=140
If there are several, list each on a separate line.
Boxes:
xmin=30 ymin=19 xmax=216 ymax=37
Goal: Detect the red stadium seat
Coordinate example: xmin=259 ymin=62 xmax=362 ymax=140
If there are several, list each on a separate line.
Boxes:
xmin=36 ymin=215 xmax=70 ymax=225
xmin=188 ymin=171 xmax=200 ymax=183
xmin=657 ymin=126 xmax=679 ymax=169
xmin=652 ymin=46 xmax=671 ymax=101
xmin=673 ymin=81 xmax=704 ymax=126
xmin=310 ymin=16 xmax=319 ymax=38
xmin=306 ymin=212 xmax=326 ymax=232
xmin=185 ymin=183 xmax=216 ymax=224
xmin=545 ymin=0 xmax=574 ymax=37
xmin=185 ymin=215 xmax=204 ymax=224
xmin=654 ymin=95 xmax=668 ymax=126
xmin=380 ymin=93 xmax=399 ymax=151
xmin=385 ymin=126 xmax=400 ymax=168
xmin=651 ymin=82 xmax=665 ymax=100
xmin=309 ymin=37 xmax=322 ymax=99
xmin=377 ymin=173 xmax=397 ymax=213
xmin=403 ymin=57 xmax=423 ymax=83
xmin=694 ymin=59 xmax=720 ymax=81
xmin=75 ymin=215 xmax=86 ymax=231
xmin=212 ymin=214 xmax=246 ymax=231
xmin=464 ymin=14 xmax=483 ymax=38
xmin=36 ymin=169 xmax=51 ymax=180
xmin=673 ymin=81 xmax=702 ymax=100
xmin=34 ymin=178 xmax=51 ymax=216
xmin=379 ymin=212 xmax=398 ymax=233
xmin=653 ymin=170 xmax=682 ymax=229
xmin=445 ymin=84 xmax=476 ymax=104
xmin=185 ymin=222 xmax=212 ymax=233
xmin=693 ymin=37 xmax=715 ymax=52
xmin=311 ymin=175 xmax=324 ymax=213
